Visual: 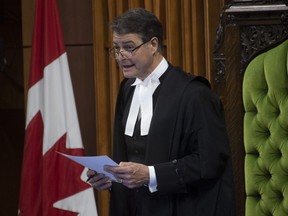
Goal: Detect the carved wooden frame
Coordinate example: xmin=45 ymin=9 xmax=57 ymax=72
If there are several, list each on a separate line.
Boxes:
xmin=214 ymin=2 xmax=288 ymax=83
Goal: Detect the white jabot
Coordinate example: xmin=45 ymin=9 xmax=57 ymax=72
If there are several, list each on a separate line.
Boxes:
xmin=125 ymin=58 xmax=168 ymax=136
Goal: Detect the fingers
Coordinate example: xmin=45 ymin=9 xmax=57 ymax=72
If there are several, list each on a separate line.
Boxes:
xmin=104 ymin=163 xmax=134 ymax=183
xmin=104 ymin=162 xmax=134 ymax=175
xmin=86 ymin=170 xmax=112 ymax=191
xmin=87 ymin=169 xmax=97 ymax=177
xmin=90 ymin=174 xmax=112 ymax=190
xmin=87 ymin=163 xmax=149 ymax=189
xmin=104 ymin=162 xmax=149 ymax=189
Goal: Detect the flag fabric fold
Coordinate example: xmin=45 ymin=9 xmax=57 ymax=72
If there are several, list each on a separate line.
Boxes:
xmin=18 ymin=0 xmax=97 ymax=215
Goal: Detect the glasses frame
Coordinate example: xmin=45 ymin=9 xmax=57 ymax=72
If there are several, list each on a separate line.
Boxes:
xmin=109 ymin=39 xmax=150 ymax=59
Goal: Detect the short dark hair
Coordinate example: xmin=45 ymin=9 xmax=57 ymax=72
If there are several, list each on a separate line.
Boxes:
xmin=111 ymin=8 xmax=163 ymax=51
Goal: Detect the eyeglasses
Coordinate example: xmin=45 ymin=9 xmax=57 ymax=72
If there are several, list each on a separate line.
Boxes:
xmin=109 ymin=40 xmax=149 ymax=59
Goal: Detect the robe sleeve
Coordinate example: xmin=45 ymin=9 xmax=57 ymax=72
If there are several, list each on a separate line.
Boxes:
xmin=154 ymin=80 xmax=231 ymax=194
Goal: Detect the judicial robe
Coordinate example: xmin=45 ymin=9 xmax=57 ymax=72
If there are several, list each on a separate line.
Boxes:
xmin=109 ymin=65 xmax=235 ymax=216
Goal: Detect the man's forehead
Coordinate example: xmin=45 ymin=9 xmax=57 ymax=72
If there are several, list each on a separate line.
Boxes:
xmin=112 ymin=33 xmax=141 ymax=43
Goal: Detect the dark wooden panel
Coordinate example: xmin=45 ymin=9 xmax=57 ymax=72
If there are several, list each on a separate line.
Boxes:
xmin=0 ymin=0 xmax=24 ymax=215
xmin=223 ymin=25 xmax=245 ymax=216
xmin=58 ymin=0 xmax=93 ymax=44
xmin=66 ymin=46 xmax=96 ymax=155
xmin=0 ymin=109 xmax=25 ymax=216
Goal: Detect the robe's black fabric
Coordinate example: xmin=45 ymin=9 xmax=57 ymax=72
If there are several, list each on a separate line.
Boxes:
xmin=109 ymin=65 xmax=235 ymax=216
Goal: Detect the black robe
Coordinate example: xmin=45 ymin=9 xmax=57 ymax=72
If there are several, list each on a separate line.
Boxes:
xmin=109 ymin=65 xmax=235 ymax=216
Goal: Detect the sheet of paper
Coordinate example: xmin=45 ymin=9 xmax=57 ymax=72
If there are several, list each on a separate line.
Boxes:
xmin=57 ymin=152 xmax=118 ymax=181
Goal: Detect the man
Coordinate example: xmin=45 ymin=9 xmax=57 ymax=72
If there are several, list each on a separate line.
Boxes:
xmin=87 ymin=8 xmax=235 ymax=216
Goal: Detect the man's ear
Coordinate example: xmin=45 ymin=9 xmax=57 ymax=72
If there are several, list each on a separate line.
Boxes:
xmin=150 ymin=37 xmax=159 ymax=53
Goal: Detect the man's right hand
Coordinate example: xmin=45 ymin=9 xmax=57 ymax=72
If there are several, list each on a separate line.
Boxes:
xmin=86 ymin=169 xmax=112 ymax=191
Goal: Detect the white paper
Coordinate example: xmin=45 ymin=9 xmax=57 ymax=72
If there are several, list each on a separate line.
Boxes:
xmin=57 ymin=152 xmax=118 ymax=181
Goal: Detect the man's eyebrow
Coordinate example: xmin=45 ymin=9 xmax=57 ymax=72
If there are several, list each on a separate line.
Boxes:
xmin=112 ymin=40 xmax=135 ymax=45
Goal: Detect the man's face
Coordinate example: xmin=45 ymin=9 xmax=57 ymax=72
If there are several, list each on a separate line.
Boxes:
xmin=112 ymin=33 xmax=156 ymax=80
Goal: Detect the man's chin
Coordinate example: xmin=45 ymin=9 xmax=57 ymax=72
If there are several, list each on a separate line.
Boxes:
xmin=122 ymin=70 xmax=136 ymax=79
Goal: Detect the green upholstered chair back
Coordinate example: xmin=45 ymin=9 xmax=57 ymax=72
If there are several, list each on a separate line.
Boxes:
xmin=243 ymin=39 xmax=288 ymax=215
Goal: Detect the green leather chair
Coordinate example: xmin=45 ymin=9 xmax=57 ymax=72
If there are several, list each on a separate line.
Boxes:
xmin=243 ymin=39 xmax=288 ymax=215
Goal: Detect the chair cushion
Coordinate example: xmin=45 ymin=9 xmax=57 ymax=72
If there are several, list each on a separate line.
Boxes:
xmin=243 ymin=39 xmax=288 ymax=215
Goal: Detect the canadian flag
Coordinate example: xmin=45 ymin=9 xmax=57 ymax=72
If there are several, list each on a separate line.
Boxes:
xmin=18 ymin=0 xmax=98 ymax=215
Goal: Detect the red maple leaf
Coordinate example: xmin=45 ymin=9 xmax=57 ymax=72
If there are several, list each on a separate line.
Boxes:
xmin=19 ymin=111 xmax=92 ymax=216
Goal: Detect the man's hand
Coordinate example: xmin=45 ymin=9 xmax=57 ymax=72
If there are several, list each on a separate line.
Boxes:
xmin=86 ymin=169 xmax=112 ymax=191
xmin=105 ymin=162 xmax=149 ymax=189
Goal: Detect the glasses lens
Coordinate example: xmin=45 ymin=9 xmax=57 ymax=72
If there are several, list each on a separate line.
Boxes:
xmin=109 ymin=48 xmax=132 ymax=59
xmin=109 ymin=40 xmax=149 ymax=59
